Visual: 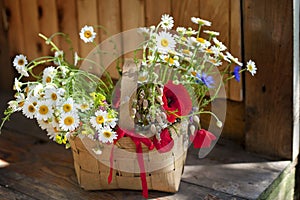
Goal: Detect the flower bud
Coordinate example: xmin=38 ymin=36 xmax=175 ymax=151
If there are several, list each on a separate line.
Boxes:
xmin=143 ymin=99 xmax=148 ymax=109
xmin=156 ymin=96 xmax=163 ymax=104
xmin=156 ymin=114 xmax=163 ymax=124
xmin=189 ymin=125 xmax=195 ymax=134
xmin=150 ymin=124 xmax=157 ymax=134
xmin=193 ymin=115 xmax=200 ymax=124
xmin=216 ymin=120 xmax=223 ymax=128
xmin=160 ymin=112 xmax=167 ymax=121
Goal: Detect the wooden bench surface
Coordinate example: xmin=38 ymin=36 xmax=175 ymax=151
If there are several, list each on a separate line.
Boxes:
xmin=0 ymin=92 xmax=292 ymax=199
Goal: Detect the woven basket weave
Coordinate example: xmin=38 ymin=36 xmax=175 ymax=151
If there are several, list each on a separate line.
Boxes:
xmin=69 ymin=126 xmax=187 ymax=193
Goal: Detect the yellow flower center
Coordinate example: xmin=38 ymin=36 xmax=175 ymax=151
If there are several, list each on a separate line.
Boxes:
xmin=196 ymin=37 xmax=205 ymax=43
xmin=96 ymin=116 xmax=104 ymax=124
xmin=64 ymin=116 xmax=74 ymax=126
xmin=161 ymin=38 xmax=169 ymax=47
xmin=46 ymin=76 xmax=52 ymax=83
xmin=18 ymin=101 xmax=25 ymax=107
xmin=84 ymin=30 xmax=92 ymax=38
xmin=248 ymin=65 xmax=253 ymax=71
xmin=28 ymin=105 xmax=35 ymax=113
xmin=39 ymin=105 xmax=49 ymax=115
xmin=103 ymin=131 xmax=112 ymax=138
xmin=164 ymin=57 xmax=174 ymax=64
xmin=51 ymin=93 xmax=57 ymax=101
xmin=80 ymin=104 xmax=89 ymax=110
xmin=63 ymin=104 xmax=72 ymax=112
xmin=18 ymin=59 xmax=24 ymax=66
xmin=206 ymin=48 xmax=213 ymax=54
xmin=182 ymin=49 xmax=190 ymax=54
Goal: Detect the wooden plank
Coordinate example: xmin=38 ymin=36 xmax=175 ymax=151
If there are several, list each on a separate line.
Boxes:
xmin=229 ymin=0 xmax=243 ymax=101
xmin=244 ymin=0 xmax=293 ymax=159
xmin=0 ymin=184 xmax=34 ymax=200
xmin=171 ymin=0 xmax=199 ymax=28
xmin=76 ymin=0 xmax=98 ymax=57
xmin=3 ymin=0 xmax=25 ymax=55
xmin=19 ymin=0 xmax=40 ymax=60
xmin=56 ymin=0 xmax=79 ymax=66
xmin=37 ymin=0 xmax=59 ymax=56
xmin=0 ymin=0 xmax=13 ymax=91
xmin=199 ymin=0 xmax=230 ymax=98
xmin=145 ymin=0 xmax=171 ymax=27
xmin=121 ymin=0 xmax=145 ymax=59
xmin=97 ymin=0 xmax=122 ymax=79
xmin=183 ymin=139 xmax=291 ymax=200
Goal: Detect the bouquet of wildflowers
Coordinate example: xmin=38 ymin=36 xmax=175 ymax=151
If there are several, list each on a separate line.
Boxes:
xmin=1 ymin=14 xmax=257 ymax=152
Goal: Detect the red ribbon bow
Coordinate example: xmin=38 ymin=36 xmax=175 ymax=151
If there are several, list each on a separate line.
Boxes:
xmin=108 ymin=127 xmax=154 ymax=198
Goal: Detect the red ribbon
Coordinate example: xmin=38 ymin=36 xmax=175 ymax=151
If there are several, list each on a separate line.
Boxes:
xmin=108 ymin=127 xmax=154 ymax=198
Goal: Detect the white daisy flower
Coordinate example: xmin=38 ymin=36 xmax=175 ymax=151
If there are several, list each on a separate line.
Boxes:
xmin=59 ymin=112 xmax=80 ymax=132
xmin=191 ymin=37 xmax=211 ymax=49
xmin=58 ymin=65 xmax=69 ymax=77
xmin=74 ymin=52 xmax=79 ymax=66
xmin=176 ymin=27 xmax=186 ymax=35
xmin=246 ymin=60 xmax=257 ymax=76
xmin=185 ymin=28 xmax=198 ymax=36
xmin=79 ymin=101 xmax=92 ymax=112
xmin=54 ymin=50 xmax=64 ymax=65
xmin=44 ymin=86 xmax=63 ymax=104
xmin=226 ymin=52 xmax=243 ymax=66
xmin=36 ymin=100 xmax=54 ymax=120
xmin=98 ymin=126 xmax=117 ymax=144
xmin=160 ymin=14 xmax=174 ymax=30
xmin=191 ymin=17 xmax=211 ymax=26
xmin=31 ymin=83 xmax=44 ymax=98
xmin=37 ymin=120 xmax=52 ymax=130
xmin=42 ymin=66 xmax=57 ymax=84
xmin=11 ymin=93 xmax=25 ymax=111
xmin=160 ymin=54 xmax=180 ymax=67
xmin=156 ymin=31 xmax=176 ymax=53
xmin=212 ymin=37 xmax=227 ymax=51
xmin=207 ymin=55 xmax=222 ymax=66
xmin=22 ymin=101 xmax=36 ymax=119
xmin=13 ymin=78 xmax=22 ymax=92
xmin=79 ymin=25 xmax=97 ymax=43
xmin=60 ymin=98 xmax=76 ymax=113
xmin=13 ymin=54 xmax=29 ymax=77
xmin=46 ymin=126 xmax=60 ymax=141
xmin=203 ymin=30 xmax=220 ymax=37
xmin=107 ymin=112 xmax=118 ymax=128
xmin=90 ymin=110 xmax=108 ymax=132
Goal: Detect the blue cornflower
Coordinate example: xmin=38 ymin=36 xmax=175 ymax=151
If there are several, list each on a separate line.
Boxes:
xmin=195 ymin=72 xmax=214 ymax=88
xmin=233 ymin=66 xmax=241 ymax=82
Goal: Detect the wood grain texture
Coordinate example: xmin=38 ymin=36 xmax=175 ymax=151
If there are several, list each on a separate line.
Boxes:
xmin=229 ymin=0 xmax=243 ymax=101
xmin=19 ymin=0 xmax=40 ymax=60
xmin=56 ymin=0 xmax=79 ymax=64
xmin=145 ymin=0 xmax=171 ymax=27
xmin=244 ymin=0 xmax=293 ymax=159
xmin=76 ymin=0 xmax=98 ymax=57
xmin=0 ymin=0 xmax=12 ymax=91
xmin=37 ymin=0 xmax=59 ymax=56
xmin=171 ymin=0 xmax=199 ymax=28
xmin=97 ymin=0 xmax=122 ymax=79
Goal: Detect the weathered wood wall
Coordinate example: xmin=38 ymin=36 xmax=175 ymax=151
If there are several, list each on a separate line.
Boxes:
xmin=0 ymin=0 xmax=242 ymax=100
xmin=244 ymin=0 xmax=294 ymax=159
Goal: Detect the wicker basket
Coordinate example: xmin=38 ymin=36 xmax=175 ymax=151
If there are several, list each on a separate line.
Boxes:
xmin=69 ymin=124 xmax=188 ymax=193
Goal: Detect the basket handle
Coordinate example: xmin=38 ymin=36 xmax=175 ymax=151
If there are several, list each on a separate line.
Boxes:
xmin=118 ymin=59 xmax=140 ymax=131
